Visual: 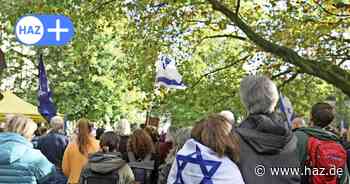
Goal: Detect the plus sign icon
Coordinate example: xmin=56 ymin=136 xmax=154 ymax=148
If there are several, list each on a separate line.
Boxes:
xmin=15 ymin=15 xmax=74 ymax=46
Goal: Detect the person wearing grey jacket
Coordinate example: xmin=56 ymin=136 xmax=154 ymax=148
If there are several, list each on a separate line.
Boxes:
xmin=235 ymin=75 xmax=300 ymax=184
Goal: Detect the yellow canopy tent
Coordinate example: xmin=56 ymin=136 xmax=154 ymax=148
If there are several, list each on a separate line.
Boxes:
xmin=0 ymin=91 xmax=46 ymax=123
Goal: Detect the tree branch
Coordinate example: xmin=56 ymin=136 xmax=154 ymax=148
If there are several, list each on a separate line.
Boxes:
xmin=337 ymin=58 xmax=349 ymax=66
xmin=192 ymin=34 xmax=247 ymax=55
xmin=191 ymin=55 xmax=249 ymax=89
xmin=279 ymin=73 xmax=298 ymax=89
xmin=235 ymin=0 xmax=241 ymax=14
xmin=314 ymin=0 xmax=350 ymax=17
xmin=271 ymin=69 xmax=293 ymax=80
xmin=199 ymin=34 xmax=247 ymax=43
xmin=208 ymin=0 xmax=350 ymax=96
xmin=326 ymin=34 xmax=350 ymax=43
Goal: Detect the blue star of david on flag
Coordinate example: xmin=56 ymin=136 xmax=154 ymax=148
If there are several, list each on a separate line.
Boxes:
xmin=173 ymin=145 xmax=221 ymax=184
xmin=162 ymin=56 xmax=172 ymax=70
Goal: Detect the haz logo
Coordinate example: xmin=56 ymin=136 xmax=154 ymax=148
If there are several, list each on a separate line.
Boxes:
xmin=15 ymin=15 xmax=74 ymax=46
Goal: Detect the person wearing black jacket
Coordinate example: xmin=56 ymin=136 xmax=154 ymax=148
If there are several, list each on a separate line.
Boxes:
xmin=235 ymin=75 xmax=300 ymax=184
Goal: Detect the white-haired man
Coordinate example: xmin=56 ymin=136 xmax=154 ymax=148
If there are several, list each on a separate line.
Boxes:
xmin=37 ymin=116 xmax=69 ymax=184
xmin=235 ymin=75 xmax=300 ymax=184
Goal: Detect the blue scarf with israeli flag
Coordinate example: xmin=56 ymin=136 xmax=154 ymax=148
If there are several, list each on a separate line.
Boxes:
xmin=279 ymin=92 xmax=294 ymax=126
xmin=155 ymin=55 xmax=186 ymax=89
xmin=167 ymin=139 xmax=245 ymax=184
xmin=38 ymin=54 xmax=57 ymax=122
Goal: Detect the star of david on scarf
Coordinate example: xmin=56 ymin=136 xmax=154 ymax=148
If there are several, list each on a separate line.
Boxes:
xmin=173 ymin=145 xmax=221 ymax=184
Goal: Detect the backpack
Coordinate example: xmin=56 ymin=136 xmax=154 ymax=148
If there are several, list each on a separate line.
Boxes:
xmin=79 ymin=153 xmax=123 ymax=184
xmin=127 ymin=152 xmax=155 ymax=184
xmin=307 ymin=136 xmax=347 ymax=184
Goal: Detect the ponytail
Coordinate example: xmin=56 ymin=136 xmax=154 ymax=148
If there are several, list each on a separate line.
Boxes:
xmin=77 ymin=118 xmax=92 ymax=155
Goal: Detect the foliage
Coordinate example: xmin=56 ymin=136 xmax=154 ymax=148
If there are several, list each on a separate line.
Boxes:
xmin=1 ymin=0 xmax=349 ymax=126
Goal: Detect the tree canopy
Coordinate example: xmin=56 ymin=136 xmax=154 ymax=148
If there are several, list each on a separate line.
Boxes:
xmin=0 ymin=0 xmax=349 ymax=126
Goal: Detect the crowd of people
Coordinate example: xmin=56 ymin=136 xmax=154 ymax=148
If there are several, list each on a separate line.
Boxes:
xmin=1 ymin=75 xmax=350 ymax=184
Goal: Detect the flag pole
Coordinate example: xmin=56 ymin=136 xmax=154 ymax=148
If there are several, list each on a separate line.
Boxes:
xmin=146 ymin=84 xmax=159 ymax=126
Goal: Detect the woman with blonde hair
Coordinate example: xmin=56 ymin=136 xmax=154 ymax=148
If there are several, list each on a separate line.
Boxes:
xmin=167 ymin=115 xmax=245 ymax=184
xmin=62 ymin=118 xmax=99 ymax=184
xmin=0 ymin=115 xmax=55 ymax=184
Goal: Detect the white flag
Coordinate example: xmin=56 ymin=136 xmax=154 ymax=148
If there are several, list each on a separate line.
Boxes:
xmin=155 ymin=55 xmax=186 ymax=89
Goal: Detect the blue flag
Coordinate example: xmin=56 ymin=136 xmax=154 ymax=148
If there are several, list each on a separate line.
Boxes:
xmin=38 ymin=54 xmax=57 ymax=122
xmin=279 ymin=92 xmax=294 ymax=126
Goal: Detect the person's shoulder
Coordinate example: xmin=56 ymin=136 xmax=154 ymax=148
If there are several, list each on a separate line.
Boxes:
xmin=23 ymin=147 xmax=53 ymax=167
xmin=89 ymin=137 xmax=100 ymax=151
xmin=65 ymin=141 xmax=78 ymax=151
xmin=54 ymin=133 xmax=69 ymax=142
xmin=218 ymin=159 xmax=245 ymax=183
xmin=293 ymin=128 xmax=308 ymax=135
xmin=91 ymin=138 xmax=100 ymax=146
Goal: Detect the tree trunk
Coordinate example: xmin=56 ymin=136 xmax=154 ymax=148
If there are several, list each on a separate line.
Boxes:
xmin=208 ymin=0 xmax=350 ymax=96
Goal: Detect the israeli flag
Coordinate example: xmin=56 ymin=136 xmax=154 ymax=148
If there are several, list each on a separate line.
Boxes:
xmin=155 ymin=55 xmax=187 ymax=89
xmin=38 ymin=54 xmax=57 ymax=122
xmin=279 ymin=92 xmax=294 ymax=125
xmin=167 ymin=139 xmax=245 ymax=184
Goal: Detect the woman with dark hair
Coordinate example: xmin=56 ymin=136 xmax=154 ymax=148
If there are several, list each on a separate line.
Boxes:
xmin=95 ymin=127 xmax=105 ymax=140
xmin=99 ymin=131 xmax=119 ymax=152
xmin=167 ymin=115 xmax=245 ymax=184
xmin=80 ymin=131 xmax=135 ymax=184
xmin=62 ymin=118 xmax=100 ymax=184
xmin=128 ymin=129 xmax=155 ymax=161
xmin=127 ymin=129 xmax=159 ymax=184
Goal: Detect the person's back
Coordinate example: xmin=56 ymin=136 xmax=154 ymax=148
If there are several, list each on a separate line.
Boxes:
xmin=80 ymin=152 xmax=133 ymax=184
xmin=119 ymin=135 xmax=129 ymax=159
xmin=62 ymin=118 xmax=100 ymax=184
xmin=237 ymin=113 xmax=300 ymax=183
xmin=167 ymin=115 xmax=244 ymax=184
xmin=38 ymin=116 xmax=69 ymax=184
xmin=38 ymin=131 xmax=69 ymax=166
xmin=80 ymin=131 xmax=135 ymax=184
xmin=127 ymin=129 xmax=158 ymax=184
xmin=0 ymin=115 xmax=55 ymax=184
xmin=295 ymin=103 xmax=349 ymax=184
xmin=236 ymin=75 xmax=300 ymax=184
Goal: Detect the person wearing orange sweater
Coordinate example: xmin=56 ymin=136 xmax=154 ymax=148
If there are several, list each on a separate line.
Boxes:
xmin=62 ymin=118 xmax=99 ymax=184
